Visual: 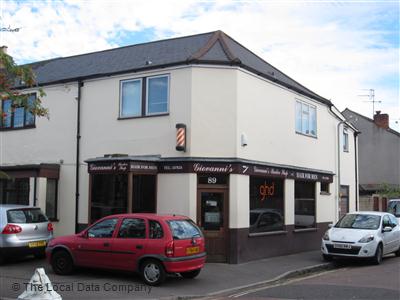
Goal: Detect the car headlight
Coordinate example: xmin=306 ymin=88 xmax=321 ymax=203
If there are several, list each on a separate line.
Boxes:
xmin=358 ymin=234 xmax=374 ymax=243
xmin=322 ymin=231 xmax=330 ymax=241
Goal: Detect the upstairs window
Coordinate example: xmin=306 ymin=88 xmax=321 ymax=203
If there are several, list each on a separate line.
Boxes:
xmin=119 ymin=74 xmax=169 ymax=118
xmin=343 ymin=128 xmax=349 ymax=152
xmin=120 ymin=79 xmax=142 ymax=118
xmin=296 ymin=100 xmax=317 ymax=137
xmin=1 ymin=94 xmax=36 ymax=130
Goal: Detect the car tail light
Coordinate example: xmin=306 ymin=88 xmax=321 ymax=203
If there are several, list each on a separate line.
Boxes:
xmin=2 ymin=224 xmax=22 ymax=234
xmin=165 ymin=240 xmax=174 ymax=257
xmin=47 ymin=223 xmax=54 ymax=232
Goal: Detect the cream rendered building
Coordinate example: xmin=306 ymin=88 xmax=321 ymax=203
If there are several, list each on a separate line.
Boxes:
xmin=1 ymin=31 xmax=358 ymax=263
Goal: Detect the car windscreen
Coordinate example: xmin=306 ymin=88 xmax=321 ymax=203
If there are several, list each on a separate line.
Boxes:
xmin=388 ymin=201 xmax=400 ymax=217
xmin=335 ymin=214 xmax=381 ymax=230
xmin=7 ymin=208 xmax=48 ymax=224
xmin=167 ymin=219 xmax=202 ymax=240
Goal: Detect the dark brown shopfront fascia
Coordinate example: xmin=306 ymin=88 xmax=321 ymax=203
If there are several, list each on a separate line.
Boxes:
xmin=86 ymin=157 xmax=334 ymax=263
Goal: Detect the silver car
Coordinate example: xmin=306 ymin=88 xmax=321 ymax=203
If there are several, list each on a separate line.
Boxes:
xmin=0 ymin=205 xmax=53 ymax=263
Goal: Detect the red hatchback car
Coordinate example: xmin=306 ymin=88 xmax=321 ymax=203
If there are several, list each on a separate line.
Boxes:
xmin=46 ymin=214 xmax=206 ymax=285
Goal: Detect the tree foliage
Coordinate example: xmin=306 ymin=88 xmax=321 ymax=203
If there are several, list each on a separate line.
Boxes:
xmin=379 ymin=183 xmax=400 ymax=198
xmin=0 ymin=50 xmax=48 ymax=179
xmin=0 ymin=50 xmax=48 ymax=119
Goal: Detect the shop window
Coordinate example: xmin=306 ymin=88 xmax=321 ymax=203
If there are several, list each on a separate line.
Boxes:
xmin=149 ymin=220 xmax=164 ymax=239
xmin=0 ymin=178 xmax=30 ymax=205
xmin=295 ymin=100 xmax=317 ymax=137
xmin=295 ymin=181 xmax=316 ymax=229
xmin=91 ymin=174 xmax=128 ymax=223
xmin=117 ymin=218 xmax=146 ymax=238
xmin=1 ymin=94 xmax=36 ymax=130
xmin=46 ymin=179 xmax=58 ymax=220
xmin=88 ymin=218 xmax=118 ymax=238
xmin=249 ymin=177 xmax=284 ymax=233
xmin=320 ymin=182 xmax=330 ymax=194
xmin=119 ymin=75 xmax=169 ymax=119
xmin=133 ymin=175 xmax=156 ymax=213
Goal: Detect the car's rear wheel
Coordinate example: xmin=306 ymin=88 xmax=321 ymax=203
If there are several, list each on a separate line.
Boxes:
xmin=140 ymin=259 xmax=166 ymax=286
xmin=51 ymin=250 xmax=74 ymax=275
xmin=322 ymin=254 xmax=333 ymax=262
xmin=180 ymin=268 xmax=201 ymax=279
xmin=372 ymin=244 xmax=383 ymax=265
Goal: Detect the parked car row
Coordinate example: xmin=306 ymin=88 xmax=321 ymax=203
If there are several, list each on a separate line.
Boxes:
xmin=1 ymin=203 xmax=400 ymax=286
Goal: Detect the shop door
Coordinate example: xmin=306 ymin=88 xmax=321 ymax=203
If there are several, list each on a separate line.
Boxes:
xmin=197 ymin=189 xmax=228 ymax=263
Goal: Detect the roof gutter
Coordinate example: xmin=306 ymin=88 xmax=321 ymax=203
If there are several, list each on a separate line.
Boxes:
xmin=75 ymin=80 xmax=84 ymax=233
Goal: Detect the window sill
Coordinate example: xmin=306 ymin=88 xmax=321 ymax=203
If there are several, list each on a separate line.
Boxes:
xmin=293 ymin=227 xmax=318 ymax=233
xmin=320 ymin=192 xmax=331 ymax=196
xmin=118 ymin=113 xmax=169 ymax=120
xmin=0 ymin=125 xmax=36 ymax=131
xmin=249 ymin=230 xmax=288 ymax=237
xmin=295 ymin=131 xmax=317 ymax=139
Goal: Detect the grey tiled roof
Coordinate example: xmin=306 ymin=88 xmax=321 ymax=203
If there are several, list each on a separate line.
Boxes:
xmin=26 ymin=30 xmax=331 ymax=105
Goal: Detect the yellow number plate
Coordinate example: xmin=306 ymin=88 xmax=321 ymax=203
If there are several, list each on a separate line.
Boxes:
xmin=28 ymin=241 xmax=47 ymax=248
xmin=186 ymin=246 xmax=200 ymax=255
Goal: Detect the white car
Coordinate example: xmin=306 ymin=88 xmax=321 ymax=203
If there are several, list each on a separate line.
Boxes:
xmin=321 ymin=211 xmax=400 ymax=264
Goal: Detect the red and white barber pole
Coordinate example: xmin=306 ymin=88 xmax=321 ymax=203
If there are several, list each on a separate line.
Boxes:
xmin=176 ymin=123 xmax=186 ymax=152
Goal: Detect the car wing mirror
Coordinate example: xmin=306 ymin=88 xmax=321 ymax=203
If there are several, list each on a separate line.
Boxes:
xmin=382 ymin=226 xmax=392 ymax=233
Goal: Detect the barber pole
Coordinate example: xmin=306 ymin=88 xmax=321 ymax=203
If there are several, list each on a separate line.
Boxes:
xmin=176 ymin=123 xmax=186 ymax=152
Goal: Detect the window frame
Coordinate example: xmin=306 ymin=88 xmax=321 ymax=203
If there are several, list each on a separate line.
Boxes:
xmin=0 ymin=93 xmax=36 ymax=131
xmin=146 ymin=74 xmax=170 ymax=116
xmin=118 ymin=74 xmax=170 ymax=120
xmin=343 ymin=128 xmax=349 ymax=152
xmin=45 ymin=178 xmax=58 ymax=221
xmin=295 ymin=100 xmax=317 ymax=138
xmin=294 ymin=181 xmax=316 ymax=229
xmin=119 ymin=78 xmax=143 ymax=119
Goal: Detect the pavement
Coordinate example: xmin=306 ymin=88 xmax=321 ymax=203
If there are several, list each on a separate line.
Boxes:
xmin=0 ymin=250 xmax=331 ymax=299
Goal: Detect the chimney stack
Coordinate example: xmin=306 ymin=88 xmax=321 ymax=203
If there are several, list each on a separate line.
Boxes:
xmin=373 ymin=111 xmax=389 ymax=129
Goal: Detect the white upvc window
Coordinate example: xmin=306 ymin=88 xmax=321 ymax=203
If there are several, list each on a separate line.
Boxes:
xmin=296 ymin=100 xmax=317 ymax=137
xmin=120 ymin=78 xmax=142 ymax=118
xmin=343 ymin=128 xmax=349 ymax=152
xmin=146 ymin=75 xmax=169 ymax=115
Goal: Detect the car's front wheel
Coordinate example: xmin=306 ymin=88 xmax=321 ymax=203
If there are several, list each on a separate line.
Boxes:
xmin=372 ymin=244 xmax=383 ymax=265
xmin=180 ymin=269 xmax=201 ymax=279
xmin=140 ymin=259 xmax=166 ymax=286
xmin=51 ymin=250 xmax=74 ymax=275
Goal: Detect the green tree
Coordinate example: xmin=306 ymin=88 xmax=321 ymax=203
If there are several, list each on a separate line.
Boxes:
xmin=0 ymin=49 xmax=48 ymax=179
xmin=379 ymin=183 xmax=400 ymax=198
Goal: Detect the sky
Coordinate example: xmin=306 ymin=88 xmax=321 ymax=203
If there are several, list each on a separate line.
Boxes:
xmin=1 ymin=0 xmax=399 ymax=131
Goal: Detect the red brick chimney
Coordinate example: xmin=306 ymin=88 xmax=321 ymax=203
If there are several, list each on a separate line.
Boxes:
xmin=373 ymin=111 xmax=389 ymax=129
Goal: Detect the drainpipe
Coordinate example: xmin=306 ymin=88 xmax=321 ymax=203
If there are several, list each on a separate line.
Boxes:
xmin=75 ymin=81 xmax=83 ymax=233
xmin=354 ymin=131 xmax=360 ymax=211
xmin=337 ymin=120 xmax=345 ymax=221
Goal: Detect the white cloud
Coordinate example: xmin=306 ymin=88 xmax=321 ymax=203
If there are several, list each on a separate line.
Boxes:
xmin=1 ymin=0 xmax=399 ymax=130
